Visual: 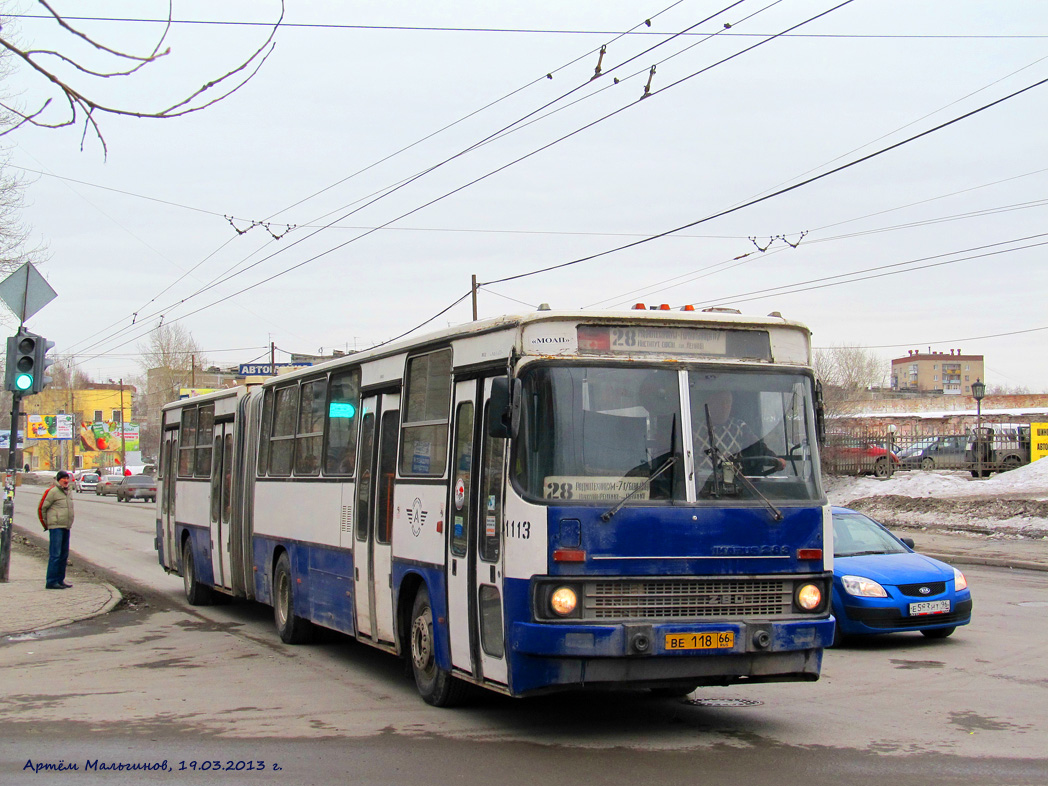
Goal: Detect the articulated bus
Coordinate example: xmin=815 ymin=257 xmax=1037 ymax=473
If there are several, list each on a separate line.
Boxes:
xmin=156 ymin=307 xmax=834 ymax=705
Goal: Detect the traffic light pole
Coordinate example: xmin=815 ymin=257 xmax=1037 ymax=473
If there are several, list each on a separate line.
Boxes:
xmin=0 ymin=390 xmax=20 ymax=582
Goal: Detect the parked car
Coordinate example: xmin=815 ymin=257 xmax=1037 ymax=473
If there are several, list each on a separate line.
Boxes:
xmin=74 ymin=472 xmax=100 ymax=493
xmin=965 ymin=424 xmax=1030 ymax=477
xmin=898 ymin=435 xmax=967 ymax=471
xmin=116 ymin=475 xmax=157 ymax=503
xmin=821 ymin=434 xmax=899 ymax=478
xmin=830 ymin=507 xmax=972 ymax=644
xmin=95 ymin=474 xmax=124 ymax=496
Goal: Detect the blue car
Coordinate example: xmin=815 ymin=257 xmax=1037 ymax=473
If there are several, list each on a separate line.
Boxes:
xmin=831 ymin=507 xmax=972 ymax=644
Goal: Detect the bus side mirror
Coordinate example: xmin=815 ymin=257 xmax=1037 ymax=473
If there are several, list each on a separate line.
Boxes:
xmin=488 ymin=377 xmax=521 ymax=439
xmin=815 ymin=379 xmax=825 ymax=446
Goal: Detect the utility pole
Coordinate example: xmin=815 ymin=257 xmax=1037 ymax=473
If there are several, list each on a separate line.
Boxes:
xmin=471 ymin=274 xmax=478 ymax=321
xmin=119 ymin=379 xmax=127 ymax=473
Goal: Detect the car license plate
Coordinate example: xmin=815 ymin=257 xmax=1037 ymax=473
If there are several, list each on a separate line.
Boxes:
xmin=909 ymin=600 xmax=950 ymax=616
xmin=665 ymin=631 xmax=734 ymax=650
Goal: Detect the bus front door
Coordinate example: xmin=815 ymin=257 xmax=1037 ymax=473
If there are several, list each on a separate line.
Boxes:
xmin=353 ymin=393 xmax=399 ymax=645
xmin=447 ymin=378 xmax=508 ymax=685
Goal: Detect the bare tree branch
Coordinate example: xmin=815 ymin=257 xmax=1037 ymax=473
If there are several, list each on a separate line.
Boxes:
xmin=0 ymin=1 xmax=284 ymax=156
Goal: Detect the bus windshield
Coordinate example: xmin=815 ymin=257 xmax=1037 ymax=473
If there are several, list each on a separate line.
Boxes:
xmin=513 ymin=364 xmax=820 ymax=504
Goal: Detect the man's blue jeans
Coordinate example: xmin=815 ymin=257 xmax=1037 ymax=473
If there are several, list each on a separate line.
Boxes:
xmin=46 ymin=528 xmax=70 ymax=587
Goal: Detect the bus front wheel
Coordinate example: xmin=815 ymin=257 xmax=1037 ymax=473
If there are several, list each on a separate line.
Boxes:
xmin=410 ymin=586 xmax=467 ymax=707
xmin=273 ymin=552 xmax=313 ymax=644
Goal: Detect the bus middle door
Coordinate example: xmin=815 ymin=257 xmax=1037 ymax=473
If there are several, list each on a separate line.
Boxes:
xmin=353 ymin=393 xmax=399 ymax=645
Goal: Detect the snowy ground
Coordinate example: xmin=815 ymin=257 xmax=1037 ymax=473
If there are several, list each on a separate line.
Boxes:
xmin=824 ymin=459 xmax=1048 ymax=539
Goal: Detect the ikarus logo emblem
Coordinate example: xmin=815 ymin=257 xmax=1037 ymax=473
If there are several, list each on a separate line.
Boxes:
xmin=409 ymin=498 xmax=428 ymax=537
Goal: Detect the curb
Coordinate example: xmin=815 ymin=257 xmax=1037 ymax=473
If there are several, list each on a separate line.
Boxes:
xmin=921 ymin=550 xmax=1047 ymax=573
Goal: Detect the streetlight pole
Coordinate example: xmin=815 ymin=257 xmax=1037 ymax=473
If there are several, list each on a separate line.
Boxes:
xmin=972 ymin=378 xmax=986 ymax=479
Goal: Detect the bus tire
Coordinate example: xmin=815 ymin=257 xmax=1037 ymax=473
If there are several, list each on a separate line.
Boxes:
xmin=410 ymin=585 xmax=467 ymax=707
xmin=273 ymin=552 xmax=313 ymax=644
xmin=650 ymin=684 xmax=699 ymax=698
xmin=182 ymin=538 xmax=214 ymax=606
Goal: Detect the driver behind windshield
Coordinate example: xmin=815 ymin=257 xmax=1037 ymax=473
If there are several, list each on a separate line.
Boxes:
xmin=691 ymin=388 xmax=786 ymax=495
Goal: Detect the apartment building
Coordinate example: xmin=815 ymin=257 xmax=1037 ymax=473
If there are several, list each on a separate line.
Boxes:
xmin=890 ymin=349 xmax=984 ymax=395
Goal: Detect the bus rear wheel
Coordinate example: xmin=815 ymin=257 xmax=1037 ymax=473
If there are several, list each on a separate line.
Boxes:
xmin=182 ymin=539 xmax=214 ymax=606
xmin=273 ymin=552 xmax=313 ymax=644
xmin=410 ymin=586 xmax=467 ymax=707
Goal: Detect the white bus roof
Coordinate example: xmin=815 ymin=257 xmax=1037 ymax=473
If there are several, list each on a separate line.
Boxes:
xmin=254 ymin=309 xmax=811 ymax=388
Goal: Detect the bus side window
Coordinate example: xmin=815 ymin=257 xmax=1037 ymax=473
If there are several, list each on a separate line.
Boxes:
xmin=257 ymin=387 xmax=273 ymax=476
xmin=324 ymin=369 xmax=361 ymax=475
xmin=480 ymin=401 xmax=504 ymax=562
xmin=400 ymin=349 xmax=452 ymax=478
xmin=270 ymin=384 xmax=299 ymax=476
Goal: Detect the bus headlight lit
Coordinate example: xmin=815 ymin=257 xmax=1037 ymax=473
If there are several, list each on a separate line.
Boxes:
xmin=795 ymin=583 xmax=823 ymax=610
xmin=550 ymin=586 xmax=578 ymax=616
xmin=841 ymin=575 xmax=887 ymax=598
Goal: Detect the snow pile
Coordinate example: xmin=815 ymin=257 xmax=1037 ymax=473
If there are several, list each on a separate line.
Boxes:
xmin=824 ymin=459 xmax=1048 ymax=539
xmin=824 ymin=458 xmax=1048 ymax=502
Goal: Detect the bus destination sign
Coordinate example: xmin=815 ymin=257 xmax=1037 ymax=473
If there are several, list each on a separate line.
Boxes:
xmin=578 ymin=325 xmax=727 ymax=355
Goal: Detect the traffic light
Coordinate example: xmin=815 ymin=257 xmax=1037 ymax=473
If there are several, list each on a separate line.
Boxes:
xmin=32 ymin=334 xmax=55 ymax=393
xmin=4 ymin=330 xmax=54 ymax=395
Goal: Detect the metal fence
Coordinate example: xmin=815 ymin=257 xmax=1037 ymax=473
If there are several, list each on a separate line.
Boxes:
xmin=821 ymin=424 xmax=1032 ymax=477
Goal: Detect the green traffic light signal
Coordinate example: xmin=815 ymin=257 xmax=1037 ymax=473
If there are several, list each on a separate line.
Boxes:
xmin=14 ymin=371 xmax=32 ymax=391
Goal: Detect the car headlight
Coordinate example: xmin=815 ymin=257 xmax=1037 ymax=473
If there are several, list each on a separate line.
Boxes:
xmin=549 ymin=586 xmax=578 ymax=616
xmin=953 ymin=568 xmax=968 ymax=592
xmin=841 ymin=575 xmax=888 ymax=598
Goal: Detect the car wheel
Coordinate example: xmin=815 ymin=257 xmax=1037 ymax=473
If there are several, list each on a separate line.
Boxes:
xmin=921 ymin=626 xmax=956 ymax=639
xmin=1002 ymin=455 xmax=1022 ymax=470
xmin=920 ymin=457 xmax=935 ymax=471
xmin=873 ymin=457 xmax=891 ymax=478
xmin=410 ymin=585 xmax=468 ymax=707
xmin=273 ymin=552 xmax=313 ymax=644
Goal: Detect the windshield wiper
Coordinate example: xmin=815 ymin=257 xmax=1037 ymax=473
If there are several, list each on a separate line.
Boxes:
xmin=600 ymin=455 xmax=677 ymax=523
xmin=702 ymin=403 xmax=783 ymax=522
xmin=837 ymin=549 xmax=889 ymax=557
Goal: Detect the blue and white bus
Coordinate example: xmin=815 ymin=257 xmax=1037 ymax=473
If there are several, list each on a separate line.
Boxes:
xmin=156 ymin=307 xmax=834 ymax=705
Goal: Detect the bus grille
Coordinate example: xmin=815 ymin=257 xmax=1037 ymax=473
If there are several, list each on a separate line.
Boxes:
xmin=583 ymin=578 xmax=791 ymax=620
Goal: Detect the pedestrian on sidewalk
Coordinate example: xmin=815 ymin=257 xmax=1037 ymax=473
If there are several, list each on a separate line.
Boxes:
xmin=38 ymin=469 xmax=75 ymax=589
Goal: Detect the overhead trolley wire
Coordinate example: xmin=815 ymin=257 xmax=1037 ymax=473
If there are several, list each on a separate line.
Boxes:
xmin=71 ymin=0 xmax=768 ymax=359
xmin=65 ymin=0 xmax=697 ymax=357
xmin=691 ymin=233 xmax=1048 ymax=308
xmin=6 ymin=12 xmax=1047 ymax=39
xmin=483 ymin=69 xmax=1048 ymax=289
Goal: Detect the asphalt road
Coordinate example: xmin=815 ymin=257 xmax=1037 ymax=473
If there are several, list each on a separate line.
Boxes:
xmin=3 ymin=485 xmax=1047 ymax=785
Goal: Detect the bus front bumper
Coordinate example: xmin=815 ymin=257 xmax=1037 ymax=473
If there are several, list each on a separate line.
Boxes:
xmin=506 ymin=618 xmax=834 ymax=693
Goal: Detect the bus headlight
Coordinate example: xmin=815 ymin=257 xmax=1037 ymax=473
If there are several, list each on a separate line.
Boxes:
xmin=550 ymin=586 xmax=578 ymax=616
xmin=841 ymin=575 xmax=887 ymax=598
xmin=795 ymin=583 xmax=823 ymax=610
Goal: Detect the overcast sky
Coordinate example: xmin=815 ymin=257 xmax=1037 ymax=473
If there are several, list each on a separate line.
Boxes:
xmin=4 ymin=0 xmax=1047 ymax=390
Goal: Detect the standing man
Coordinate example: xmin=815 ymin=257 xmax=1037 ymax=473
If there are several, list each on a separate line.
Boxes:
xmin=38 ymin=469 xmax=75 ymax=589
